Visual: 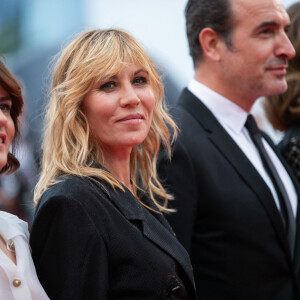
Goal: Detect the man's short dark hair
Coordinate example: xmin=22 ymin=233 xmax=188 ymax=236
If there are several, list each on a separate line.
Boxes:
xmin=185 ymin=0 xmax=234 ymax=68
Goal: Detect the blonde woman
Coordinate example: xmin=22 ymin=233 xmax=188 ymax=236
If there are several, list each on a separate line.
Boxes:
xmin=30 ymin=29 xmax=196 ymax=299
xmin=0 ymin=59 xmax=49 ymax=300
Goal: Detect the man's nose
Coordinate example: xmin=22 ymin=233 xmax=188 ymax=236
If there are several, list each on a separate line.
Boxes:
xmin=276 ymin=32 xmax=296 ymax=60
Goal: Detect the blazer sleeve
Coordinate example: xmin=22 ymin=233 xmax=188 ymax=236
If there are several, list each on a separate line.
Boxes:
xmin=158 ymin=139 xmax=198 ymax=252
xmin=30 ymin=194 xmax=109 ymax=300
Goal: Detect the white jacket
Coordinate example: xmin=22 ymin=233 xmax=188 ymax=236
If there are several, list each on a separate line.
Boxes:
xmin=0 ymin=211 xmax=49 ymax=300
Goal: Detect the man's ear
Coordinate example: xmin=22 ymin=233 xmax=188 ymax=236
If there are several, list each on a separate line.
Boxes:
xmin=199 ymin=28 xmax=222 ymax=61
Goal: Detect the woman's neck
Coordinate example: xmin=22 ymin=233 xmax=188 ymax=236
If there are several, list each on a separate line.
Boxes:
xmin=100 ymin=146 xmax=133 ymax=192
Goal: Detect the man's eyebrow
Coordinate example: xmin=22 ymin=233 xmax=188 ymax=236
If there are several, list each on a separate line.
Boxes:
xmin=0 ymin=96 xmax=11 ymax=101
xmin=255 ymin=21 xmax=279 ymax=30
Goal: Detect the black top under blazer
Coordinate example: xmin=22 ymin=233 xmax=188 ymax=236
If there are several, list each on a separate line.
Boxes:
xmin=158 ymin=88 xmax=300 ymax=300
xmin=29 ymin=174 xmax=196 ymax=299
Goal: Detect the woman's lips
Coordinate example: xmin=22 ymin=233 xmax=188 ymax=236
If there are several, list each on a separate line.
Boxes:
xmin=0 ymin=134 xmax=6 ymax=144
xmin=117 ymin=113 xmax=144 ymax=122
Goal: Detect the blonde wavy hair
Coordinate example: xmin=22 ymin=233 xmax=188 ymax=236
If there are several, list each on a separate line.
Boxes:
xmin=34 ymin=29 xmax=177 ymax=213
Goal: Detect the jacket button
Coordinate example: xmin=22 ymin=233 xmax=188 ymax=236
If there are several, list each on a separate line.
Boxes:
xmin=13 ymin=279 xmax=21 ymax=287
xmin=8 ymin=241 xmax=15 ymax=251
xmin=171 ymin=285 xmax=181 ymax=293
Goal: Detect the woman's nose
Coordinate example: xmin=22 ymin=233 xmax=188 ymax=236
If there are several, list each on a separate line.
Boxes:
xmin=120 ymin=85 xmax=141 ymax=107
xmin=0 ymin=110 xmax=8 ymax=125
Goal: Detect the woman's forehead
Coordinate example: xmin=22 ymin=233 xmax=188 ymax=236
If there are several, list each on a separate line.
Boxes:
xmin=0 ymin=85 xmax=10 ymax=99
xmin=96 ymin=61 xmax=148 ymax=79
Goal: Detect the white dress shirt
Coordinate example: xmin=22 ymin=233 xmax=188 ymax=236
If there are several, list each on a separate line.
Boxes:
xmin=0 ymin=211 xmax=49 ymax=300
xmin=188 ymin=79 xmax=298 ymax=217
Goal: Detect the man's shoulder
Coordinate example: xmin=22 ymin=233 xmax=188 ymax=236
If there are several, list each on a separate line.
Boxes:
xmin=175 ymin=88 xmax=199 ymax=109
xmin=171 ymin=88 xmax=202 ymax=120
xmin=171 ymin=88 xmax=217 ymax=134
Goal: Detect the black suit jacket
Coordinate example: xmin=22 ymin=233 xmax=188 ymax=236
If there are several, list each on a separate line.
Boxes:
xmin=158 ymin=88 xmax=300 ymax=300
xmin=29 ymin=174 xmax=196 ymax=299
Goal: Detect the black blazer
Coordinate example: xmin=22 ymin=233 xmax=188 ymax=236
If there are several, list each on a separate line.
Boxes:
xmin=29 ymin=174 xmax=196 ymax=299
xmin=158 ymin=88 xmax=300 ymax=300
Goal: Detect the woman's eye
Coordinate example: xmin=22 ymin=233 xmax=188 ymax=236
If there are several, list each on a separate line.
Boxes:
xmin=133 ymin=77 xmax=148 ymax=85
xmin=0 ymin=104 xmax=11 ymax=114
xmin=99 ymin=81 xmax=116 ymax=91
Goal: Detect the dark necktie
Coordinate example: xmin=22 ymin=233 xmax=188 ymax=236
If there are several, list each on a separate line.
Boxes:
xmin=245 ymin=114 xmax=295 ymax=255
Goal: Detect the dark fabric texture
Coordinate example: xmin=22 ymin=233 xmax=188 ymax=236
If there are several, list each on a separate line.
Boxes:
xmin=279 ymin=124 xmax=300 ymax=183
xmin=158 ymin=88 xmax=300 ymax=300
xmin=30 ymin=174 xmax=196 ymax=299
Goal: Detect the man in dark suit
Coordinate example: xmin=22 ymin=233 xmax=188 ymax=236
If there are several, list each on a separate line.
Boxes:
xmin=158 ymin=0 xmax=300 ymax=299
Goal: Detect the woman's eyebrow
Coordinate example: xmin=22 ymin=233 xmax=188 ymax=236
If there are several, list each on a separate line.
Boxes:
xmin=0 ymin=96 xmax=11 ymax=101
xmin=134 ymin=69 xmax=148 ymax=75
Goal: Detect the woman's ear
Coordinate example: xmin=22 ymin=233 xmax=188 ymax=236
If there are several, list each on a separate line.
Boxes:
xmin=198 ymin=28 xmax=223 ymax=61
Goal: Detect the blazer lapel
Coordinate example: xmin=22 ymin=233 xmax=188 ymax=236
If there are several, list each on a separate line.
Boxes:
xmin=143 ymin=210 xmax=195 ymax=288
xmin=110 ymin=186 xmax=195 ymax=288
xmin=178 ymin=89 xmax=292 ymax=261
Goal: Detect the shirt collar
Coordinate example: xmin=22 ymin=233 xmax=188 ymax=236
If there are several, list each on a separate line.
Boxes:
xmin=0 ymin=211 xmax=29 ymax=241
xmin=188 ymin=79 xmax=248 ymax=134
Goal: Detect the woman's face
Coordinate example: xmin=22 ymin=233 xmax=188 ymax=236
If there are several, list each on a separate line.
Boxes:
xmin=82 ymin=63 xmax=155 ymax=156
xmin=0 ymin=85 xmax=15 ymax=169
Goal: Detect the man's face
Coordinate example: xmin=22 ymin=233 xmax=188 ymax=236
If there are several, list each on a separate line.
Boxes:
xmin=218 ymin=0 xmax=295 ymax=107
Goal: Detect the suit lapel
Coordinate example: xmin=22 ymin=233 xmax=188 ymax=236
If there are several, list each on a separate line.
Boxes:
xmin=178 ymin=89 xmax=292 ymax=261
xmin=109 ymin=185 xmax=195 ymax=288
